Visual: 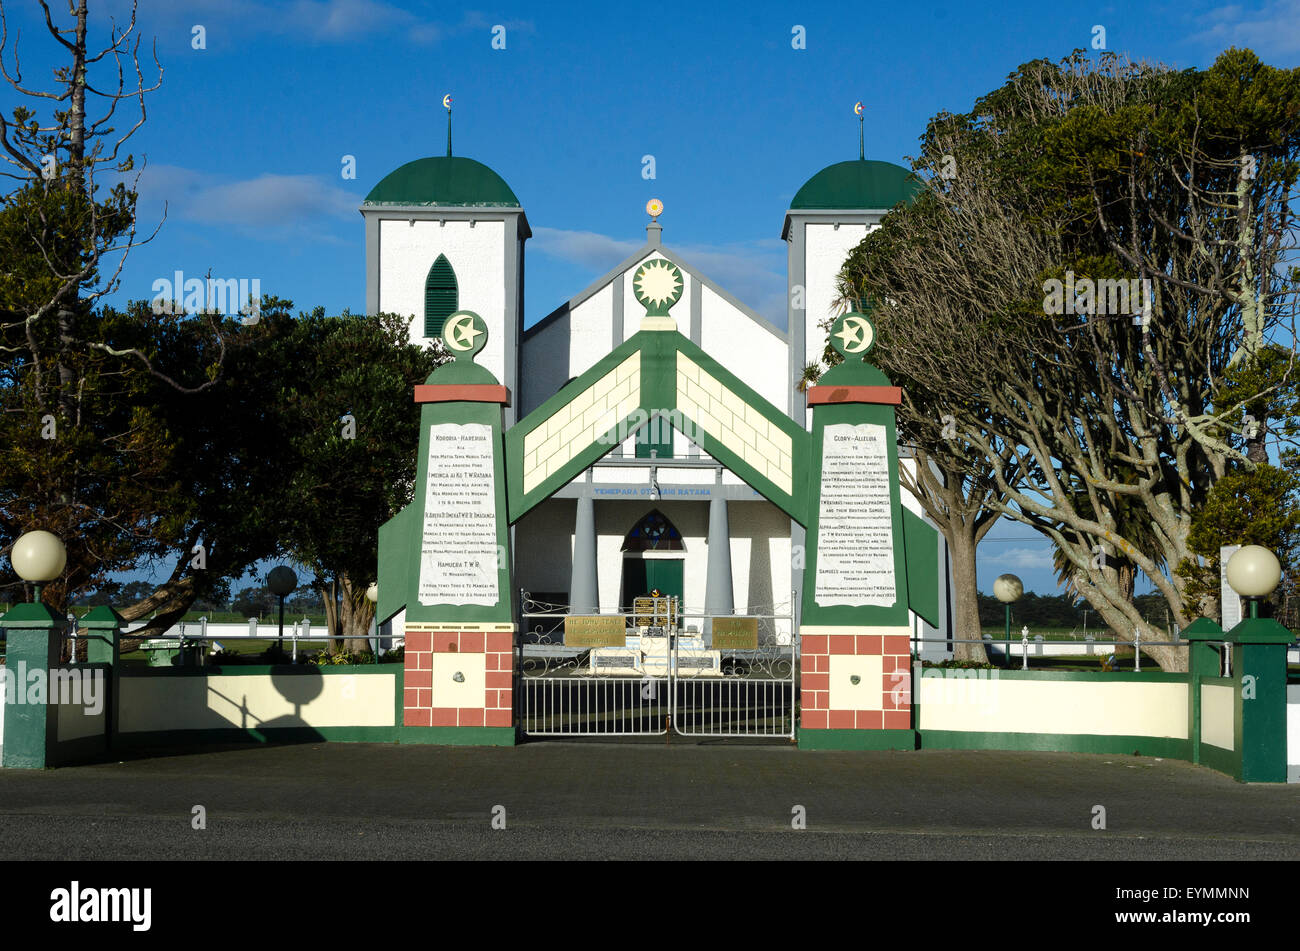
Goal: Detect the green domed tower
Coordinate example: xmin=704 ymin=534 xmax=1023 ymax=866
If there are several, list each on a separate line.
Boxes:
xmin=361 ymin=136 xmax=530 ymax=426
xmin=782 ymin=156 xmax=921 ymax=426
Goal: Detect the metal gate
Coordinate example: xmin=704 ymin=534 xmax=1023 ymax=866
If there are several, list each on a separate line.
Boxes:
xmin=518 ymin=593 xmax=796 ymax=739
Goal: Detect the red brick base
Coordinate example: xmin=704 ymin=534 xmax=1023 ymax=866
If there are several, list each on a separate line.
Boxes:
xmin=800 ymin=630 xmax=911 ymax=730
xmin=403 ymin=629 xmax=513 ymax=728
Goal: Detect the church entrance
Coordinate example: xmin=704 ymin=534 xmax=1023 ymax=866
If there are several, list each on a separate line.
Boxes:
xmin=618 ymin=509 xmax=685 ymax=611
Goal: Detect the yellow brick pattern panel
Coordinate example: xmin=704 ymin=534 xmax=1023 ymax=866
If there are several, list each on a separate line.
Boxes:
xmin=676 ymin=353 xmax=793 ymax=494
xmin=522 ymin=352 xmax=641 ymax=494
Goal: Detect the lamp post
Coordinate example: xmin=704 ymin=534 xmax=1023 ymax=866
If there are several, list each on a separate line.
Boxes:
xmin=1226 ymin=545 xmax=1282 ymax=620
xmin=266 ymin=566 xmax=298 ymax=654
xmin=11 ymin=530 xmax=67 ymax=605
xmin=993 ymin=573 xmax=1023 ymax=667
xmin=4 ymin=531 xmax=67 ymax=768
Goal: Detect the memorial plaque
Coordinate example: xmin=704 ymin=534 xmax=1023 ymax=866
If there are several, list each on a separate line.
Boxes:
xmin=814 ymin=422 xmax=897 ymax=608
xmin=633 ymin=597 xmax=677 ymax=628
xmin=711 ymin=617 xmax=759 ymax=650
xmin=564 ymin=615 xmax=626 ymax=647
xmin=417 ymin=423 xmax=500 ymax=606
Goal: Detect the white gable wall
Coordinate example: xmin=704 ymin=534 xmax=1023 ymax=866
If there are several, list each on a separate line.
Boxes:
xmin=699 ymin=285 xmax=788 ymax=416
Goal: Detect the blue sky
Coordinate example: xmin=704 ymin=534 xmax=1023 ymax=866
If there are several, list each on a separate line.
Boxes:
xmin=4 ymin=0 xmax=1297 ymax=596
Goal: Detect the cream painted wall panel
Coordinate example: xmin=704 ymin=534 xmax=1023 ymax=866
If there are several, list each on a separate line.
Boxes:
xmin=378 ymin=219 xmax=508 ymax=382
xmin=700 ymin=286 xmax=788 ymax=414
xmin=1201 ymin=683 xmax=1236 ymax=751
xmin=828 ymin=655 xmax=885 ymax=710
xmin=57 ymin=694 xmax=106 ymax=741
xmin=431 ymin=653 xmax=486 ymax=707
xmin=120 ymin=674 xmax=397 ymax=732
xmin=918 ymin=677 xmax=1190 ymax=738
xmin=568 ymin=283 xmax=615 ymax=379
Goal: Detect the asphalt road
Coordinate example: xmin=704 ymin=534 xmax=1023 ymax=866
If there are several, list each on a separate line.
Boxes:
xmin=1 ymin=740 xmax=1297 ymax=860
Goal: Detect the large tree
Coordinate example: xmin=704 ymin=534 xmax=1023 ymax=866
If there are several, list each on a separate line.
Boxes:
xmin=838 ymin=50 xmax=1300 ymax=669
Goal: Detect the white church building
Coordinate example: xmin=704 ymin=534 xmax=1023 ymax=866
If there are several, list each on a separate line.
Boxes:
xmin=361 ymin=142 xmax=951 ymax=650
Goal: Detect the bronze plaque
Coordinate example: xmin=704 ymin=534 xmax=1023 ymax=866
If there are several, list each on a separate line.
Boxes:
xmin=711 ymin=617 xmax=758 ymax=650
xmin=564 ymin=615 xmax=626 ymax=647
xmin=632 ymin=597 xmax=677 ymax=628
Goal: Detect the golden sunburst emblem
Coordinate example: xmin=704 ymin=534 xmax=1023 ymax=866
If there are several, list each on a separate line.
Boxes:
xmin=633 ymin=259 xmax=683 ymax=316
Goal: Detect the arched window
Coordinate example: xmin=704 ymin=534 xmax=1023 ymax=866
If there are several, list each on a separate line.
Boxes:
xmin=621 ymin=509 xmax=685 ymax=553
xmin=424 ymin=254 xmax=458 ymax=338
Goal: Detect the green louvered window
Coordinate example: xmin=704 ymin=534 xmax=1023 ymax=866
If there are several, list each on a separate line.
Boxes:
xmin=424 ymin=254 xmax=458 ymax=338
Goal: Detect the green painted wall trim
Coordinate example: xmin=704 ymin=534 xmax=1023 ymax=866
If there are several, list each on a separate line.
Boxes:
xmin=398 ymin=726 xmax=516 ymax=746
xmin=934 ymin=669 xmax=1191 ymax=683
xmin=1198 ymin=738 xmax=1241 ymax=780
xmin=50 ymin=733 xmax=110 ymax=766
xmin=116 ymin=727 xmax=400 ymax=746
xmin=798 ymin=728 xmax=917 ymax=750
xmin=920 ymin=730 xmax=1190 ymax=759
xmin=118 ymin=665 xmax=400 ymax=678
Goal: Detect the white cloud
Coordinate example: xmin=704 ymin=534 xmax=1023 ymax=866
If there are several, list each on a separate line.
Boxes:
xmin=128 ymin=163 xmax=356 ymax=238
xmin=1187 ymin=0 xmax=1300 ymax=56
xmin=105 ymin=0 xmax=533 ymax=46
xmin=531 ymin=226 xmax=788 ymax=326
xmin=990 ymin=547 xmax=1054 ymax=571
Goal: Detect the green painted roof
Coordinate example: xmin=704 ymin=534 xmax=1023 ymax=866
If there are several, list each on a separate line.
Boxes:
xmin=790 ymin=158 xmax=922 ymax=210
xmin=363 ymin=156 xmax=520 ymax=207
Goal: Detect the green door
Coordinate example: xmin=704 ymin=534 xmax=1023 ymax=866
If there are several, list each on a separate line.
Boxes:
xmin=621 ymin=558 xmax=684 ymax=609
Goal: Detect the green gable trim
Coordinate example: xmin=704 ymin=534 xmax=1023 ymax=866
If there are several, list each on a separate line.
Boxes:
xmin=505 ymin=335 xmax=647 ymax=520
xmin=790 ymin=159 xmax=923 ymax=211
xmin=364 ymin=156 xmax=520 ymax=207
xmin=670 ymin=335 xmax=810 ymax=523
xmin=424 ymin=254 xmax=458 ymax=339
xmin=503 ymin=331 xmax=811 ymax=524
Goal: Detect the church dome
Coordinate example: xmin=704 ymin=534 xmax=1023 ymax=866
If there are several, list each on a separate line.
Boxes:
xmin=790 ymin=158 xmax=921 ymax=210
xmin=363 ymin=155 xmax=520 ymax=207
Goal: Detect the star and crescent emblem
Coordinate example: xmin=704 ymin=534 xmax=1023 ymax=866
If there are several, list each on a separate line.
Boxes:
xmin=442 ymin=311 xmax=488 ymax=358
xmin=831 ymin=312 xmax=875 ymax=357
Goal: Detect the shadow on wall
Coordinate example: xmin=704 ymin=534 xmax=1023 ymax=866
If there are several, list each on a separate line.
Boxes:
xmin=203 ymin=667 xmax=328 ymax=742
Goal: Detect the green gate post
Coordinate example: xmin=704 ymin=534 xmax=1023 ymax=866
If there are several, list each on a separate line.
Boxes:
xmin=81 ymin=605 xmax=124 ymax=746
xmin=1224 ymin=613 xmax=1292 ymax=782
xmin=0 ymin=601 xmax=62 ymax=769
xmin=1182 ymin=617 xmax=1224 ymax=767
